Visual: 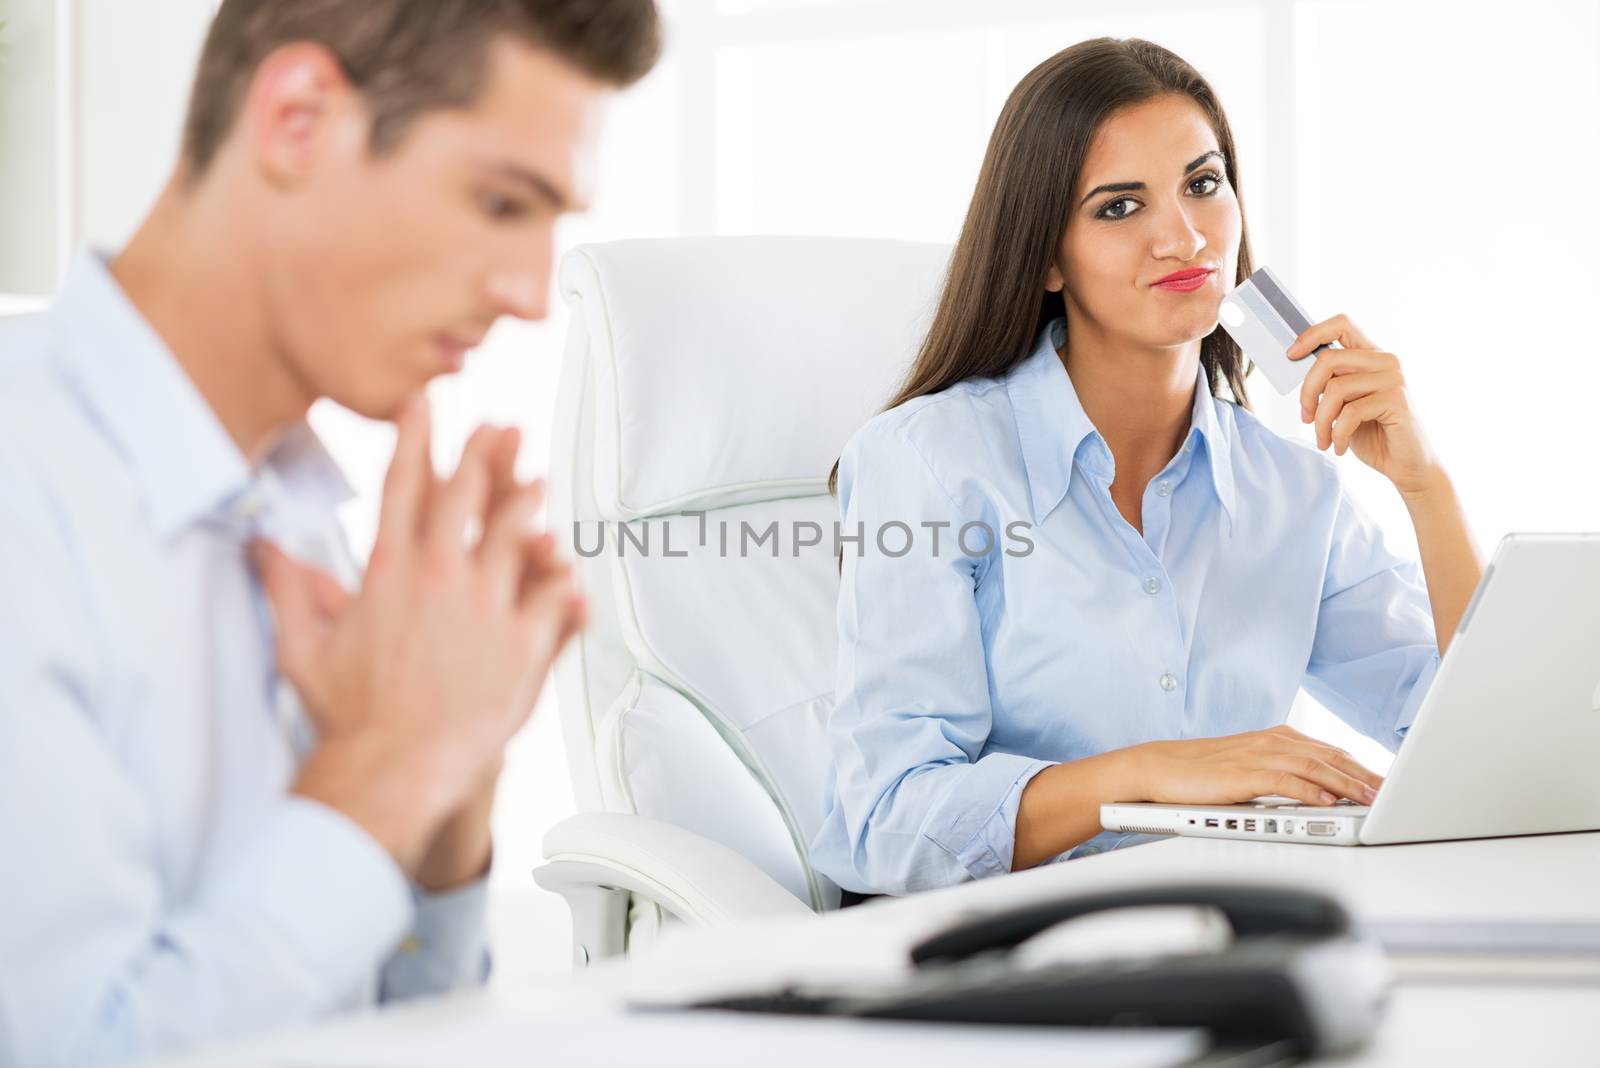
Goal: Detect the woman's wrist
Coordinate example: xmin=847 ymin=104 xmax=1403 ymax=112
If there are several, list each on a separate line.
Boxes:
xmin=1097 ymin=742 xmax=1152 ymax=803
xmin=1396 ymin=462 xmax=1452 ymax=503
xmin=1013 ymin=747 xmax=1154 ymax=870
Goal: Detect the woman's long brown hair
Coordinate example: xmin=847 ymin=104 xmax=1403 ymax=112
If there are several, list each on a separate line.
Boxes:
xmin=829 ymin=37 xmax=1255 ymax=495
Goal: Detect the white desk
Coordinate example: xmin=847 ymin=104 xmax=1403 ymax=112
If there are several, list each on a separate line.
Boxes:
xmin=852 ymin=829 xmax=1600 ymax=929
xmin=151 ymin=832 xmax=1600 ymax=1067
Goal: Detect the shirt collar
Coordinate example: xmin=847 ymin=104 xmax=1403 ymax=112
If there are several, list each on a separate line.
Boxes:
xmin=49 ymin=250 xmax=351 ymax=539
xmin=1005 ymin=317 xmax=1236 ymax=525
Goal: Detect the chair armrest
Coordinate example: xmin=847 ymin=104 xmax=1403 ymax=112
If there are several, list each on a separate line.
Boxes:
xmin=534 ymin=812 xmax=816 ymax=927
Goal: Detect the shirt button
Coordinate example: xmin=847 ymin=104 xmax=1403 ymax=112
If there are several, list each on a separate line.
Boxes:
xmin=1079 ymin=846 xmax=1101 ymax=856
xmin=1144 ymin=576 xmax=1162 ymax=595
xmin=1159 ymin=672 xmax=1179 ymax=692
xmin=1156 ymin=481 xmax=1172 ymax=497
xmin=1184 ymin=439 xmax=1194 ymax=452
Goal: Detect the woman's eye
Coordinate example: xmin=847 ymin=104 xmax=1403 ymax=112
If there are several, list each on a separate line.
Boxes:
xmin=1099 ymin=197 xmax=1139 ymax=220
xmin=1098 ymin=172 xmax=1224 ymax=220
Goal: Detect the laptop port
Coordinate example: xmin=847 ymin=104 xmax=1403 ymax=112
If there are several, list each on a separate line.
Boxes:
xmin=1204 ymin=818 xmax=1219 ymax=828
xmin=1243 ymin=819 xmax=1257 ymax=831
xmin=1264 ymin=819 xmax=1278 ymax=834
xmin=1225 ymin=819 xmax=1239 ymax=830
xmin=1306 ymin=821 xmax=1336 ymax=837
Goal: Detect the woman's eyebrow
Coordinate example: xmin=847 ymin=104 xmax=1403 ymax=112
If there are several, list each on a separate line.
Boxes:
xmin=1077 ymin=150 xmax=1227 ymax=209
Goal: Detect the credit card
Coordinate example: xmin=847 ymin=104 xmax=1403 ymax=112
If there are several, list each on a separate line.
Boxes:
xmin=1216 ymin=266 xmax=1330 ymax=395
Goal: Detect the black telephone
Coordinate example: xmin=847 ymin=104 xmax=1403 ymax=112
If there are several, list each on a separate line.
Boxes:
xmin=695 ymin=883 xmax=1392 ymax=1058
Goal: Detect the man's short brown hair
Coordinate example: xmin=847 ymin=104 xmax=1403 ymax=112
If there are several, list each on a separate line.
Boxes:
xmin=182 ymin=0 xmax=660 ymax=174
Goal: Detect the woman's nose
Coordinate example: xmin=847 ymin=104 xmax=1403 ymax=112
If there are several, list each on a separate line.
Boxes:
xmin=1151 ymin=203 xmax=1207 ymax=263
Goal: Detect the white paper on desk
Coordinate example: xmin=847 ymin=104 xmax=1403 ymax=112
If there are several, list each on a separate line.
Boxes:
xmin=261 ymin=1009 xmax=1209 ymax=1068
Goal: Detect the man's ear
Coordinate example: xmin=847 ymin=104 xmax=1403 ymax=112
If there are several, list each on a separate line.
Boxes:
xmin=241 ymin=42 xmax=364 ymax=187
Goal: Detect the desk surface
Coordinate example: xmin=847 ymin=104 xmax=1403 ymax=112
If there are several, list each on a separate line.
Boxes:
xmin=901 ymin=830 xmax=1600 ymax=927
xmin=149 ymin=832 xmax=1600 ymax=1067
xmin=151 ymin=981 xmax=1600 ymax=1068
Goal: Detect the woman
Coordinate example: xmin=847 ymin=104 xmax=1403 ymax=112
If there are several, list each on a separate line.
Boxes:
xmin=810 ymin=38 xmax=1483 ymax=897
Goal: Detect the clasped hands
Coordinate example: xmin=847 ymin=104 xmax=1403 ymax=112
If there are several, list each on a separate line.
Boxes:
xmin=254 ymin=396 xmax=586 ymax=887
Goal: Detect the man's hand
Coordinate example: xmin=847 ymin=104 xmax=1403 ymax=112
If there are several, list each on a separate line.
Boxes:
xmin=254 ymin=396 xmax=585 ymax=874
xmin=410 ymin=426 xmax=555 ymax=892
xmin=414 ymin=755 xmax=502 ymax=892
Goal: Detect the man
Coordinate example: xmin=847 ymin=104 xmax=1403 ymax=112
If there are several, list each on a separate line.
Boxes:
xmin=0 ymin=1 xmax=659 ymax=1063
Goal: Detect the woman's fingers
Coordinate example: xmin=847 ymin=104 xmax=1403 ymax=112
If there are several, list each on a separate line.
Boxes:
xmin=1311 ymin=371 xmax=1401 ymax=448
xmin=1256 ymin=771 xmax=1339 ymax=807
xmin=1329 ymin=394 xmax=1391 ymax=456
xmin=1257 ymin=728 xmax=1385 ymax=796
xmin=1266 ymin=751 xmax=1377 ymax=804
xmin=1314 ymin=745 xmax=1385 ymax=793
xmin=1287 ymin=312 xmax=1376 ymax=360
xmin=1298 ymin=351 xmax=1396 ymax=420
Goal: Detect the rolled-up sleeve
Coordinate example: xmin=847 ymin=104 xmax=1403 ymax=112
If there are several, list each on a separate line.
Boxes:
xmin=0 ymin=471 xmax=414 ymax=1066
xmin=815 ymin=418 xmax=1056 ymax=895
xmin=1302 ymin=484 xmax=1441 ymax=752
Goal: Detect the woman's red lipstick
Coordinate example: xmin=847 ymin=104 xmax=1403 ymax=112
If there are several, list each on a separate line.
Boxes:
xmin=1152 ymin=267 xmax=1214 ymax=292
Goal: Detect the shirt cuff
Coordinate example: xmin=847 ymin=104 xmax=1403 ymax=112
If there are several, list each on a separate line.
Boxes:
xmin=379 ymin=875 xmax=492 ymax=1000
xmin=201 ymin=796 xmax=413 ymax=1003
xmin=1392 ymin=649 xmax=1443 ymax=748
xmin=926 ymin=754 xmax=1058 ymax=880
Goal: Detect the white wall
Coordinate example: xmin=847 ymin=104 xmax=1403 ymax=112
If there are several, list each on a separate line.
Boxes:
xmin=0 ymin=0 xmax=219 ymax=292
xmin=70 ymin=0 xmax=218 ymax=249
xmin=5 ymin=0 xmax=1598 ymax=981
xmin=0 ymin=0 xmax=69 ymax=296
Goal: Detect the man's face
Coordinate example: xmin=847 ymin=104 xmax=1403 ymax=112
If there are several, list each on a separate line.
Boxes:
xmin=264 ymin=38 xmax=606 ymax=419
xmin=1051 ymin=94 xmax=1241 ymax=352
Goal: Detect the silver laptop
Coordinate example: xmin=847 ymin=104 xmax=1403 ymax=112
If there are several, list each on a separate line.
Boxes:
xmin=1102 ymin=533 xmax=1600 ymax=847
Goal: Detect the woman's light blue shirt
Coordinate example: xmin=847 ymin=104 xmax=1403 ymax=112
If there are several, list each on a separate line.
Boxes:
xmin=810 ymin=318 xmax=1441 ymax=895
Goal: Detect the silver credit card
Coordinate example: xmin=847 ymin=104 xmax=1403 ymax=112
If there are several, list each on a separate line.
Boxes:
xmin=1216 ymin=265 xmax=1329 ymax=395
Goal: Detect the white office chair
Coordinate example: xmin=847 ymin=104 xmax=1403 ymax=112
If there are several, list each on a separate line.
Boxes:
xmin=532 ymin=236 xmax=952 ymax=964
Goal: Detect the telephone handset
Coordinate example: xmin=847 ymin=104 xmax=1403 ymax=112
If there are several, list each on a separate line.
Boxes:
xmin=696 ymin=883 xmax=1391 ymax=1058
xmin=910 ymin=883 xmax=1351 ymax=963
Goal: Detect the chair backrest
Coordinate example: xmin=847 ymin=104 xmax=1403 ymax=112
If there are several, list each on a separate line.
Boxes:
xmin=549 ymin=236 xmax=951 ymax=912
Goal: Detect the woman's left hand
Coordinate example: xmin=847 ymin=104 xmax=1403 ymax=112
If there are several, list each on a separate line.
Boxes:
xmin=1287 ymin=314 xmax=1443 ymax=496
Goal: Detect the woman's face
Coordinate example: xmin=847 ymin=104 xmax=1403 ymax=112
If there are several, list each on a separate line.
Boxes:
xmin=1048 ymin=93 xmax=1242 ymax=353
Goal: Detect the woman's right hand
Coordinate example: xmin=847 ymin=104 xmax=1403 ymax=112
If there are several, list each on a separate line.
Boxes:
xmin=1127 ymin=725 xmax=1383 ymax=807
